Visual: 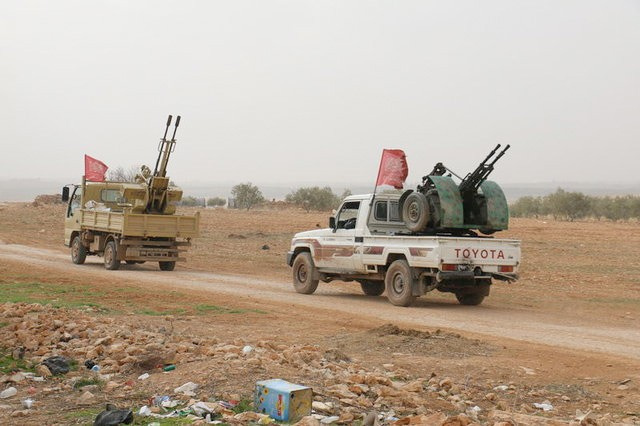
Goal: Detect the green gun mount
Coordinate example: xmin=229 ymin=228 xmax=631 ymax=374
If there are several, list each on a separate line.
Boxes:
xmin=400 ymin=144 xmax=510 ymax=236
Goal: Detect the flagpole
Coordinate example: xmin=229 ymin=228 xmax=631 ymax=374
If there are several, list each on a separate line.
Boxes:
xmin=370 ymin=149 xmax=387 ymax=207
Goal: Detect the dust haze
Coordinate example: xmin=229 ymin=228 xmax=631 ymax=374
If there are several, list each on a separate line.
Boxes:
xmin=1 ymin=0 xmax=639 ymax=196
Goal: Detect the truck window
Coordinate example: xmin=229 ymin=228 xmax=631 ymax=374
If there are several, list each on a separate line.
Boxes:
xmin=101 ymin=189 xmax=124 ymax=203
xmin=374 ymin=201 xmax=388 ymax=221
xmin=337 ymin=201 xmax=360 ymax=229
xmin=373 ymin=200 xmax=402 ymax=223
xmin=389 ymin=201 xmax=401 ymax=222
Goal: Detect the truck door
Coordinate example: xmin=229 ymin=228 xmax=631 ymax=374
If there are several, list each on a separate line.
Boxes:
xmin=64 ymin=186 xmax=82 ymax=245
xmin=316 ymin=200 xmax=360 ymax=271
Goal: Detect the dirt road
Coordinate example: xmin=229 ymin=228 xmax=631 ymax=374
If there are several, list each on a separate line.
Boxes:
xmin=2 ymin=242 xmax=639 ymax=361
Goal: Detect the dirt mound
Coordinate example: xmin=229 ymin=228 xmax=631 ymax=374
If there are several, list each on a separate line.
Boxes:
xmin=32 ymin=194 xmax=64 ymax=206
xmin=371 ymin=323 xmax=457 ymax=339
xmin=329 ymin=324 xmax=496 ymax=359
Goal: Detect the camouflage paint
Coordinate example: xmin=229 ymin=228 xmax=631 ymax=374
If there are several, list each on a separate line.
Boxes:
xmin=480 ymin=180 xmax=509 ymax=230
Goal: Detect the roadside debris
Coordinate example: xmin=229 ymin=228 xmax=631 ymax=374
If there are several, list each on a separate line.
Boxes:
xmin=93 ymin=403 xmax=133 ymax=426
xmin=533 ymin=400 xmax=554 ymax=411
xmin=42 ymin=355 xmax=70 ymax=375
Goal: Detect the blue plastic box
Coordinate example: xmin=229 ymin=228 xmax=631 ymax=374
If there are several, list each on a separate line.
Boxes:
xmin=254 ymin=379 xmax=312 ymax=422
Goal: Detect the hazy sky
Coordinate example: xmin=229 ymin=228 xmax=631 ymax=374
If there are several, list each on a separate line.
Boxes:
xmin=2 ymin=1 xmax=639 ymax=186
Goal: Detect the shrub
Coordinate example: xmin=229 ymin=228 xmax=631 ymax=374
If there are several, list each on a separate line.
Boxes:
xmin=231 ymin=183 xmax=264 ymax=210
xmin=285 ymin=187 xmax=341 ymax=212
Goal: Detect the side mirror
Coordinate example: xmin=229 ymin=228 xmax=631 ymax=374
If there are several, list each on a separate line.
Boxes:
xmin=62 ymin=186 xmax=70 ymax=202
xmin=329 ymin=216 xmax=336 ymax=230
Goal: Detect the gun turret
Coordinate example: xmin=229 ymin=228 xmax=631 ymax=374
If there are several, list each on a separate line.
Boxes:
xmin=401 ymin=144 xmax=511 ymax=236
xmin=148 ymin=115 xmax=181 ymax=214
xmin=458 ymin=144 xmax=510 ymax=195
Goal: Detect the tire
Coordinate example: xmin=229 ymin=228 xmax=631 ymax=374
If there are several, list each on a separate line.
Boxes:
xmin=159 ymin=261 xmax=176 ymax=271
xmin=292 ymin=252 xmax=319 ymax=294
xmin=104 ymin=241 xmax=120 ymax=270
xmin=456 ymin=293 xmax=485 ymax=306
xmin=385 ymin=260 xmax=416 ymax=307
xmin=402 ymin=192 xmax=430 ymax=232
xmin=359 ymin=280 xmax=385 ymax=296
xmin=71 ymin=235 xmax=87 ymax=265
xmin=455 ymin=283 xmax=490 ymax=305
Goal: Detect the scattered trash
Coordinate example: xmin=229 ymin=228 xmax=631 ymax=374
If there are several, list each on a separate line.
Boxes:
xmin=0 ymin=387 xmax=18 ymax=399
xmin=533 ymin=401 xmax=554 ymax=411
xmin=85 ymin=359 xmax=96 ymax=370
xmin=138 ymin=373 xmax=150 ymax=380
xmin=163 ymin=364 xmax=175 ymax=372
xmin=152 ymin=396 xmax=170 ymax=407
xmin=42 ymin=355 xmax=70 ymax=375
xmin=255 ymin=379 xmax=312 ymax=423
xmin=91 ymin=365 xmax=101 ymax=372
xmin=21 ymin=398 xmax=34 ymax=409
xmin=93 ymin=403 xmax=133 ymax=426
xmin=218 ymin=400 xmax=238 ymax=410
xmin=138 ymin=405 xmax=152 ymax=416
xmin=174 ymin=381 xmax=198 ymax=395
xmin=190 ymin=401 xmax=216 ymax=417
xmin=162 ymin=399 xmax=179 ymax=409
xmin=242 ymin=345 xmax=254 ymax=355
xmin=493 ymin=385 xmax=509 ymax=391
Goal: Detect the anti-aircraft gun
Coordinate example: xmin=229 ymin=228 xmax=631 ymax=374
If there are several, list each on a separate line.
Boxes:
xmin=145 ymin=114 xmax=184 ymax=214
xmin=61 ymin=115 xmax=199 ymax=271
xmin=399 ymin=144 xmax=511 ymax=236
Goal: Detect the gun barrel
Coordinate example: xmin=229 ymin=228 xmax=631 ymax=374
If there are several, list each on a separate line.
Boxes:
xmin=489 ymin=144 xmax=510 ymax=166
xmin=154 ymin=115 xmax=173 ymax=176
xmin=458 ymin=144 xmax=510 ymax=194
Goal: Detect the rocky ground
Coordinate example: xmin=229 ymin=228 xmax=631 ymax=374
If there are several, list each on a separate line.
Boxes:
xmin=0 ymin=202 xmax=639 ymax=425
xmin=0 ymin=302 xmax=637 ymax=425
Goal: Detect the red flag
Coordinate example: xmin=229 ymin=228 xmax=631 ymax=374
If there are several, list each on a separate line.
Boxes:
xmin=375 ymin=149 xmax=408 ymax=189
xmin=84 ymin=155 xmax=108 ymax=182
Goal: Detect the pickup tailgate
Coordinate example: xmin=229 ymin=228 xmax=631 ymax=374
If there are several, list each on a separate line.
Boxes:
xmin=435 ymin=237 xmax=520 ymax=273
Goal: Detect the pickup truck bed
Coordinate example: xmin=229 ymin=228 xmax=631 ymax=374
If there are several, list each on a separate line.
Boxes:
xmin=78 ymin=209 xmax=200 ymax=238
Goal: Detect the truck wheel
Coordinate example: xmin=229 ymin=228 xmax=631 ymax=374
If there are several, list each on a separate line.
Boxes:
xmin=359 ymin=280 xmax=385 ymax=296
xmin=104 ymin=241 xmax=121 ymax=270
xmin=456 ymin=293 xmax=485 ymax=306
xmin=385 ymin=260 xmax=416 ymax=307
xmin=292 ymin=252 xmax=319 ymax=294
xmin=402 ymin=192 xmax=430 ymax=232
xmin=71 ymin=235 xmax=87 ymax=265
xmin=455 ymin=283 xmax=490 ymax=305
xmin=159 ymin=261 xmax=176 ymax=271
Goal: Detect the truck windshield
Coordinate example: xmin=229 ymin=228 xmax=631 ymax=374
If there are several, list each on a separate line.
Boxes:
xmin=337 ymin=201 xmax=360 ymax=229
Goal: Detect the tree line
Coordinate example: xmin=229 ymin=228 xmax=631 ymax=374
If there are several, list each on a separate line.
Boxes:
xmin=510 ymin=188 xmax=640 ymax=221
xmin=184 ymin=184 xmax=350 ymax=211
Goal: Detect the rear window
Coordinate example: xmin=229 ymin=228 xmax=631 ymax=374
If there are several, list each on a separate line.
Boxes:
xmin=101 ymin=189 xmax=122 ymax=203
xmin=374 ymin=200 xmax=402 ymax=222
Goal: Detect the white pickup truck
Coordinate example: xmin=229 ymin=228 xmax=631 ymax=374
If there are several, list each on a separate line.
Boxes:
xmin=287 ymin=192 xmax=521 ymax=307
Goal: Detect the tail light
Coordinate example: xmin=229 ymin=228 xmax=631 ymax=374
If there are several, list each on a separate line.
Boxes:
xmin=441 ymin=263 xmax=457 ymax=271
xmin=499 ymin=265 xmax=514 ymax=273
